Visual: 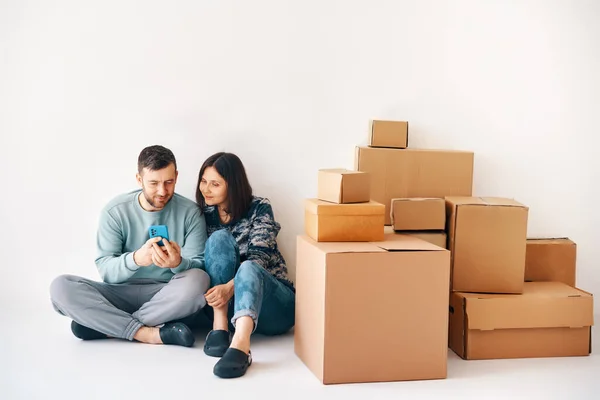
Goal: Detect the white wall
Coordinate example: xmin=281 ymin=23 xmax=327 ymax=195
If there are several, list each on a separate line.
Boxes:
xmin=1 ymin=1 xmax=598 ymax=309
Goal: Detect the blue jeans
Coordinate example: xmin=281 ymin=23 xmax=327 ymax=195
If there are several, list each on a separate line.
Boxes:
xmin=204 ymin=229 xmax=295 ymax=335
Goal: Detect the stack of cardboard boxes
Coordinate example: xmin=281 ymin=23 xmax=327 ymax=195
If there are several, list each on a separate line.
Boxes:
xmin=448 ymin=218 xmax=592 ymax=360
xmin=304 ymin=169 xmax=384 ymax=242
xmin=294 ymin=119 xmax=594 ymax=385
xmin=295 ymin=121 xmax=463 ymax=384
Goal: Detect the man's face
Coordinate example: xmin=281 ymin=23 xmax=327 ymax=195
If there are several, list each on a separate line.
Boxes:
xmin=136 ymin=163 xmax=178 ymax=211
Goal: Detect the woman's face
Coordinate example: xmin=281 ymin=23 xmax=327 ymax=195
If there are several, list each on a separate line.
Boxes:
xmin=199 ymin=166 xmax=228 ymax=208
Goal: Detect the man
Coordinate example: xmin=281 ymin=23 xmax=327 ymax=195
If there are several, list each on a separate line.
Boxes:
xmin=50 ymin=145 xmax=209 ymax=347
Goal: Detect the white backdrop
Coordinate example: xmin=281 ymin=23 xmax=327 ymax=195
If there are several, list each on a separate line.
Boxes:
xmin=1 ymin=1 xmax=598 ymax=310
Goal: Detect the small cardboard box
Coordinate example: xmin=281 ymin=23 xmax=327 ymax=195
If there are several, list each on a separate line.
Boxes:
xmin=304 ymin=199 xmax=385 ymax=242
xmin=369 ymin=120 xmax=408 ymax=149
xmin=317 ymin=169 xmax=370 ymax=204
xmin=355 ymin=147 xmax=474 ymax=225
xmin=446 ymin=197 xmax=528 ymax=294
xmin=391 ymin=198 xmax=445 ymax=230
xmin=525 ymin=238 xmax=576 ymax=286
xmin=295 ymin=234 xmax=450 ymax=384
xmin=449 ymin=282 xmax=593 ymax=360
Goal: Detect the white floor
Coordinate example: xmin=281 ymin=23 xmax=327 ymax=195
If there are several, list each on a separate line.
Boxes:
xmin=2 ymin=301 xmax=599 ymax=400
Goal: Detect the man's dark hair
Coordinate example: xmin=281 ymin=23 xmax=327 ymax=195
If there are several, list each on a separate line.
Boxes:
xmin=195 ymin=152 xmax=253 ymax=224
xmin=138 ymin=145 xmax=177 ymax=173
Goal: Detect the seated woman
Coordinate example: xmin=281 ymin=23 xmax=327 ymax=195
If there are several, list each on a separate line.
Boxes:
xmin=196 ymin=152 xmax=295 ymax=378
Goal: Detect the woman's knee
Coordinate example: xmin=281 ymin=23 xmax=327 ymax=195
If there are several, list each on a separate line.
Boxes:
xmin=205 ymin=229 xmax=236 ymax=255
xmin=233 ymin=261 xmax=265 ymax=297
xmin=235 ymin=260 xmax=263 ymax=280
xmin=204 ymin=230 xmax=239 ymax=281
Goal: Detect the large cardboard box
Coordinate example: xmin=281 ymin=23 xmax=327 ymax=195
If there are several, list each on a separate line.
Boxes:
xmin=384 ymin=226 xmax=447 ymax=249
xmin=355 ymin=147 xmax=474 ymax=225
xmin=391 ymin=198 xmax=445 ymax=230
xmin=304 ymin=199 xmax=385 ymax=242
xmin=449 ymin=282 xmax=593 ymax=360
xmin=369 ymin=120 xmax=408 ymax=149
xmin=318 ymin=169 xmax=370 ymax=204
xmin=525 ymin=238 xmax=576 ymax=286
xmin=295 ymin=234 xmax=450 ymax=384
xmin=446 ymin=197 xmax=528 ymax=294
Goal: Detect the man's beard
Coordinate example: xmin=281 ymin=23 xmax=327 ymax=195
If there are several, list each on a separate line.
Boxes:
xmin=143 ymin=191 xmax=171 ymax=209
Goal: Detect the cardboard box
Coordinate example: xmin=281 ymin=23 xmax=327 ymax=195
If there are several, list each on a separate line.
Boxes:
xmin=317 ymin=169 xmax=370 ymax=204
xmin=526 ymin=238 xmax=577 ymax=286
xmin=384 ymin=226 xmax=447 ymax=249
xmin=370 ymin=120 xmax=408 ymax=149
xmin=355 ymin=147 xmax=474 ymax=225
xmin=446 ymin=197 xmax=528 ymax=294
xmin=304 ymin=199 xmax=385 ymax=242
xmin=449 ymin=282 xmax=593 ymax=360
xmin=295 ymin=234 xmax=450 ymax=384
xmin=391 ymin=198 xmax=445 ymax=230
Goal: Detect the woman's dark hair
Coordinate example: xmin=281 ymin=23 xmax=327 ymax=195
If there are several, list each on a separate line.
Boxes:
xmin=138 ymin=145 xmax=177 ymax=173
xmin=195 ymin=152 xmax=253 ymax=223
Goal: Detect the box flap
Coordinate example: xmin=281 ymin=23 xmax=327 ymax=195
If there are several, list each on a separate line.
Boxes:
xmin=305 ymin=199 xmax=385 ymax=216
xmin=527 ymin=238 xmax=575 ymax=245
xmin=391 ymin=197 xmax=442 ymax=202
xmin=458 ymin=282 xmax=593 ymax=330
xmin=371 ymin=233 xmax=446 ymax=252
xmin=445 ymin=196 xmax=527 ymax=208
xmin=297 ymin=234 xmax=445 ymax=253
xmin=298 ymin=235 xmax=385 ymax=254
xmin=357 ymin=146 xmax=471 ymax=155
xmin=319 ymin=168 xmax=364 ymax=176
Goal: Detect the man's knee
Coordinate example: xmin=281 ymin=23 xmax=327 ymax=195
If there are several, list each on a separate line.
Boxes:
xmin=175 ymin=268 xmax=210 ymax=296
xmin=137 ymin=269 xmax=209 ymax=327
xmin=49 ymin=274 xmax=81 ymax=306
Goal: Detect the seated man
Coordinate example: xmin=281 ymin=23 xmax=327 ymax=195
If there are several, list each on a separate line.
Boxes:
xmin=50 ymin=145 xmax=209 ymax=347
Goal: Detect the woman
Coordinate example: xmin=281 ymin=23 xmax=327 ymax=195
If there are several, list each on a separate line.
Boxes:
xmin=196 ymin=152 xmax=295 ymax=379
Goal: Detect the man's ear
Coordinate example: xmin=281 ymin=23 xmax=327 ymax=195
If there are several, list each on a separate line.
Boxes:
xmin=175 ymin=170 xmax=179 ymax=183
xmin=136 ymin=173 xmax=143 ymax=187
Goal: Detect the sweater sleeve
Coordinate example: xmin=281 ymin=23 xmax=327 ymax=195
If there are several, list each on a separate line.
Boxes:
xmin=246 ymin=199 xmax=281 ymax=269
xmin=95 ymin=209 xmax=140 ymax=284
xmin=170 ymin=207 xmax=207 ymax=273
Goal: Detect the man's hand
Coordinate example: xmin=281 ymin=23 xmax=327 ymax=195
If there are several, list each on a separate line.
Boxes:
xmin=205 ymin=281 xmax=234 ymax=308
xmin=150 ymin=238 xmax=182 ymax=269
xmin=133 ymin=237 xmax=164 ymax=267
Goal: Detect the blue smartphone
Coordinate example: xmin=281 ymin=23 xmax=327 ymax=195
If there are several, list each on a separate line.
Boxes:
xmin=149 ymin=225 xmax=169 ymax=246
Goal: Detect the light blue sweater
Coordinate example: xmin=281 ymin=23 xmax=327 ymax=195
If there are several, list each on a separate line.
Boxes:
xmin=95 ymin=190 xmax=207 ymax=284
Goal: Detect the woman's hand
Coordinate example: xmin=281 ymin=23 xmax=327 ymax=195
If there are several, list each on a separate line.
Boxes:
xmin=205 ymin=281 xmax=234 ymax=308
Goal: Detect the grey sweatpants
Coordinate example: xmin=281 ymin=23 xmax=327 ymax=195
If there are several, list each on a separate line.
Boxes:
xmin=49 ymin=269 xmax=210 ymax=340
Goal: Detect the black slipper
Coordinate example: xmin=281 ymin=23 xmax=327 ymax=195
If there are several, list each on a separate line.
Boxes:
xmin=159 ymin=322 xmax=195 ymax=347
xmin=213 ymin=348 xmax=252 ymax=378
xmin=204 ymin=330 xmax=231 ymax=357
xmin=71 ymin=321 xmax=108 ymax=340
